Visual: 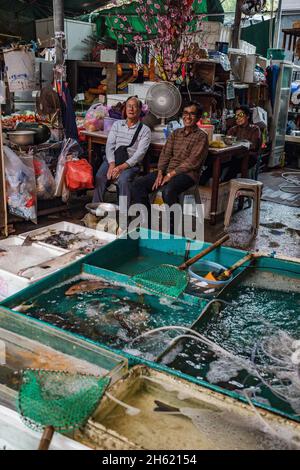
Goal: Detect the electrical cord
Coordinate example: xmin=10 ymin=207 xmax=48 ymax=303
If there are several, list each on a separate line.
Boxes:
xmin=280 ymin=171 xmax=300 ymax=194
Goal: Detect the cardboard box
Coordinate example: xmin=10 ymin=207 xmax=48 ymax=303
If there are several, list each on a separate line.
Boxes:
xmin=199 ymin=182 xmax=230 ymax=219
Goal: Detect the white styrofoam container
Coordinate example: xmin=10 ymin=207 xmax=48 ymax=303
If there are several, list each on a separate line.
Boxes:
xmin=128 ymin=81 xmax=157 ymax=99
xmin=0 ymin=269 xmax=30 ymax=299
xmin=0 ymin=405 xmax=90 ymax=450
xmin=106 ymin=94 xmax=145 ymax=107
xmin=18 ymin=222 xmax=116 ymax=251
xmin=239 ymin=40 xmax=257 ymax=55
xmin=0 ymin=224 xmax=116 ymax=300
xmin=195 ymin=21 xmax=232 ymax=49
xmin=35 ymin=18 xmax=95 ymax=61
xmin=243 ymin=54 xmax=259 ymax=83
xmin=0 ymin=237 xmax=65 ymax=276
xmin=199 ymin=182 xmax=230 ymax=219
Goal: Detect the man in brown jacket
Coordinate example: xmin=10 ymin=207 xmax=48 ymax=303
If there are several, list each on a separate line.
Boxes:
xmin=131 ymin=101 xmax=208 ymax=232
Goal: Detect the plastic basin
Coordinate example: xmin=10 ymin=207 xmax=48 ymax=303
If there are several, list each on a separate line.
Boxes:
xmin=188 ymin=259 xmax=232 ymax=289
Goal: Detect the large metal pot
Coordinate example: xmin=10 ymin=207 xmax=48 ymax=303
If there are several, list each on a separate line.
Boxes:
xmin=16 ymin=123 xmax=51 ymax=144
xmin=7 ymin=130 xmax=36 ymax=146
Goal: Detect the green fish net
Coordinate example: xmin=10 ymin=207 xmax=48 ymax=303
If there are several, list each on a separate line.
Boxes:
xmin=132 ymin=264 xmax=189 ymax=298
xmin=18 ymin=369 xmax=110 ymax=433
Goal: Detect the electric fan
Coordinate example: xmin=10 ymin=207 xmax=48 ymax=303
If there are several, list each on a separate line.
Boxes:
xmin=291 ymin=81 xmax=300 ymax=106
xmin=145 ymin=82 xmax=182 ymax=137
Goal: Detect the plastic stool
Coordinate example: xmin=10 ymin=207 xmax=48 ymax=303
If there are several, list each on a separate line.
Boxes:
xmin=224 ymin=178 xmax=263 ymax=234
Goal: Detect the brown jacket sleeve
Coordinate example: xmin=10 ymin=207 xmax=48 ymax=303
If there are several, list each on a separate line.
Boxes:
xmin=250 ymin=126 xmax=261 ymax=153
xmin=157 ymin=132 xmax=175 ymax=173
xmin=175 ymin=132 xmax=209 ymax=175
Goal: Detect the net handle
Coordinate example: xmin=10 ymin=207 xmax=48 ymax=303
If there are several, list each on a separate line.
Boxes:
xmin=178 ymin=234 xmax=230 ymax=270
xmin=38 ymin=426 xmax=55 ymax=451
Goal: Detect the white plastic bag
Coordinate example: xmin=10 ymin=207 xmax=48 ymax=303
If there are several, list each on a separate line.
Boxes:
xmin=54 ymin=138 xmax=82 ymax=198
xmin=84 ymin=103 xmax=108 ymax=132
xmin=33 ymin=155 xmax=56 ymax=200
xmin=4 ymin=146 xmax=37 ymax=223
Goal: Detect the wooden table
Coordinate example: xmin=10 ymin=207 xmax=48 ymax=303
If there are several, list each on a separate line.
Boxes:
xmin=82 ymin=130 xmax=249 ymax=225
xmin=285 ymin=134 xmax=300 ymax=144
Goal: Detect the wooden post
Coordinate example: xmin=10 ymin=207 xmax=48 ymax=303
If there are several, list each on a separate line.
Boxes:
xmin=0 ymin=111 xmax=8 ymax=237
xmin=232 ymin=0 xmax=243 ymax=49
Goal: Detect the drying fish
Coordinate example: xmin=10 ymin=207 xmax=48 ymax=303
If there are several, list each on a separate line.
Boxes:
xmin=18 ymin=250 xmax=81 ymax=279
xmin=65 ymin=280 xmax=119 ymax=296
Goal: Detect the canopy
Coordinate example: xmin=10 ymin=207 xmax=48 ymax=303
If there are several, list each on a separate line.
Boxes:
xmin=0 ymin=0 xmax=111 ymax=40
xmin=92 ymin=0 xmax=225 ymax=43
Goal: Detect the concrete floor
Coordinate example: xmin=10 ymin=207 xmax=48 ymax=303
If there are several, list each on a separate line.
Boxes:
xmin=8 ymin=176 xmax=300 ymax=260
xmin=205 ymin=200 xmax=300 ymax=258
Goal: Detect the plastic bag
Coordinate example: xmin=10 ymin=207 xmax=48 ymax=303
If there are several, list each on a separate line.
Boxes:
xmin=4 ymin=146 xmax=37 ymax=223
xmin=84 ymin=103 xmax=109 ymax=132
xmin=33 ymin=155 xmax=56 ymax=199
xmin=54 ymin=138 xmax=82 ymax=198
xmin=65 ymin=159 xmax=94 ymax=191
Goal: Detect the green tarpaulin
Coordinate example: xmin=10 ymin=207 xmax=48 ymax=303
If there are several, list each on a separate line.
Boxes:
xmin=241 ymin=18 xmax=275 ymax=57
xmin=0 ymin=0 xmax=224 ymax=44
xmin=93 ymin=0 xmax=224 ymax=43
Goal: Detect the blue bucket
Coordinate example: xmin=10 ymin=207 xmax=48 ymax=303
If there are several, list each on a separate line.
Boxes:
xmin=188 ymin=259 xmax=232 ymax=289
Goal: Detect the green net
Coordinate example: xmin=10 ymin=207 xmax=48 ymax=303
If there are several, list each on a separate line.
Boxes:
xmin=132 ymin=264 xmax=188 ymax=298
xmin=18 ymin=369 xmax=110 ymax=432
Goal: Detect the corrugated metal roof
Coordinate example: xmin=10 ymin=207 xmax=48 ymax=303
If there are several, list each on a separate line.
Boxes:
xmin=282 ymin=0 xmax=300 ymax=12
xmin=0 ymin=0 xmax=112 ymax=17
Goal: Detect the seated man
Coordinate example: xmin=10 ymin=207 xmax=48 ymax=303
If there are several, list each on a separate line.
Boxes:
xmin=132 ymin=101 xmax=208 ymax=233
xmin=223 ymin=104 xmax=261 ymax=181
xmin=93 ymin=96 xmax=151 ymax=209
xmin=199 ymin=105 xmax=261 ymax=185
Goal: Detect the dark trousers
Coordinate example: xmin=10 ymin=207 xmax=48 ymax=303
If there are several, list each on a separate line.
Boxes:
xmin=199 ymin=154 xmax=258 ymax=185
xmin=131 ymin=172 xmax=195 ymax=233
xmin=93 ymin=160 xmax=140 ymax=210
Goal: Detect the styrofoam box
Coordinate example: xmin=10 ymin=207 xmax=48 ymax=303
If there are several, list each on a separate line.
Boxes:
xmin=106 ymin=94 xmax=145 ymax=107
xmin=128 ymin=81 xmax=157 ymax=100
xmin=239 ymin=40 xmax=257 ymax=55
xmin=243 ymin=54 xmax=259 ymax=83
xmin=0 ymin=269 xmax=30 ymax=299
xmin=0 ymin=237 xmax=65 ymax=276
xmin=35 ymin=18 xmax=95 ymax=61
xmin=195 ymin=21 xmax=232 ymax=48
xmin=18 ymin=222 xmax=116 ymax=251
xmin=199 ymin=182 xmax=230 ymax=219
xmin=0 ymin=405 xmax=90 ymax=450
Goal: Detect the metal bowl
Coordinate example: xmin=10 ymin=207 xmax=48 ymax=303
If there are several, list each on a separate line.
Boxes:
xmin=85 ymin=203 xmax=119 ymax=216
xmin=7 ymin=130 xmax=36 ymax=146
xmin=223 ymin=135 xmax=237 ymax=146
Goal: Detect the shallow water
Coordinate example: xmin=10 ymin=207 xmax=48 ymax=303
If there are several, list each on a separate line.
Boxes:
xmin=161 ymin=285 xmax=300 ymax=418
xmin=14 ymin=275 xmax=206 ymax=352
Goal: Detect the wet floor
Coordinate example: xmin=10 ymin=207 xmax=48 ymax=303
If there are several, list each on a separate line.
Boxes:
xmin=4 ymin=174 xmax=300 ymax=258
xmin=205 ymin=200 xmax=300 ymax=258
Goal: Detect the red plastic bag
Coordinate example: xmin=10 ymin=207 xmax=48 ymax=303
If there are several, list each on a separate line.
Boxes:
xmin=65 ymin=159 xmax=94 ymax=190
